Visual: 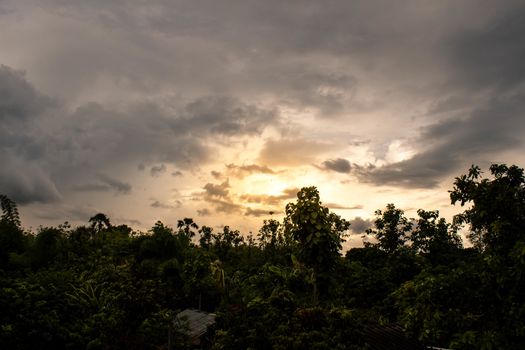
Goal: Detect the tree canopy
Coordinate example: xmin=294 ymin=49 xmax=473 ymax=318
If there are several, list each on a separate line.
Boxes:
xmin=1 ymin=164 xmax=525 ymax=349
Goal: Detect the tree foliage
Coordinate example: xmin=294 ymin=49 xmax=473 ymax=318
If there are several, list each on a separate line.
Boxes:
xmin=450 ymin=163 xmax=525 ymax=254
xmin=0 ymin=194 xmax=21 ymax=228
xmin=2 ymin=164 xmax=525 ymax=348
xmin=284 ymin=187 xmax=349 ymax=274
xmin=366 ymin=203 xmax=412 ymax=254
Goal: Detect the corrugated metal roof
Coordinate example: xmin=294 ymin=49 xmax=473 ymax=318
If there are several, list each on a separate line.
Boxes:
xmin=174 ymin=309 xmax=216 ymax=342
xmin=364 ymin=324 xmax=425 ymax=350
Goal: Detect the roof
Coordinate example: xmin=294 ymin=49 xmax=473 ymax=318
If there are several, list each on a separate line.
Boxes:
xmin=364 ymin=324 xmax=425 ymax=350
xmin=174 ymin=309 xmax=216 ymax=343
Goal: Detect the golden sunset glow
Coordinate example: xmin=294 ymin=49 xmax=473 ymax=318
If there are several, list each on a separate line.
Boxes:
xmin=3 ymin=3 xmax=525 ymax=347
xmin=0 ymin=0 xmax=523 ymax=244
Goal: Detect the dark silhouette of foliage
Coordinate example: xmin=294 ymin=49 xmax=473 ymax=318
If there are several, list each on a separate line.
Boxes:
xmin=2 ymin=165 xmax=525 ymax=349
xmin=450 ymin=163 xmax=525 ymax=254
xmin=0 ymin=194 xmax=21 ymax=228
xmin=199 ymin=225 xmax=213 ymax=250
xmin=89 ymin=213 xmax=112 ymax=232
xmin=284 ymin=187 xmax=350 ymax=304
xmin=0 ymin=194 xmax=26 ymax=267
xmin=366 ymin=203 xmax=412 ymax=254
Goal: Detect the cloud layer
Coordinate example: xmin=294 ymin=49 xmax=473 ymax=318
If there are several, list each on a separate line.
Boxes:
xmin=1 ymin=0 xmax=525 ymax=232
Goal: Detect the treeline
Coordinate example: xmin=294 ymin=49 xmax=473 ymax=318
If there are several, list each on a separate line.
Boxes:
xmin=1 ymin=164 xmax=525 ymax=349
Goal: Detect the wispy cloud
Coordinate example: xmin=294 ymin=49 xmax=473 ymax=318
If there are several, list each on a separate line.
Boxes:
xmin=226 ymin=163 xmax=276 ymax=177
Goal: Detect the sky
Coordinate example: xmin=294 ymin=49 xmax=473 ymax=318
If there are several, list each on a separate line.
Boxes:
xmin=1 ymin=0 xmax=525 ymax=247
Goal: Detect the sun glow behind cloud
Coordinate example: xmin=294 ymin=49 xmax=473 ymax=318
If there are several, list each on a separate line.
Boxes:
xmin=237 ymin=173 xmax=289 ymax=197
xmin=1 ymin=0 xmax=524 ymax=249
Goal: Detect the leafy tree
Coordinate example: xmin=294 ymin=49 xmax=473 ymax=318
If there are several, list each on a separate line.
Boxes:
xmin=67 ymin=226 xmax=94 ymax=259
xmin=89 ymin=213 xmax=112 ymax=233
xmin=366 ymin=204 xmax=412 ymax=254
xmin=177 ymin=217 xmax=199 ymax=244
xmin=410 ymin=210 xmax=462 ymax=265
xmin=31 ymin=227 xmax=67 ymax=268
xmin=393 ymin=265 xmax=483 ymax=348
xmin=0 ymin=194 xmax=21 ymax=228
xmin=0 ymin=195 xmax=26 ymax=267
xmin=449 ymin=164 xmax=525 ymax=348
xmin=258 ymin=219 xmax=282 ymax=249
xmin=284 ymin=187 xmax=350 ymax=303
xmin=450 ymin=164 xmax=525 ymax=255
xmin=199 ymin=226 xmax=213 ymax=250
xmin=212 ymin=226 xmax=244 ymax=261
xmin=6 ymin=165 xmax=525 ymax=349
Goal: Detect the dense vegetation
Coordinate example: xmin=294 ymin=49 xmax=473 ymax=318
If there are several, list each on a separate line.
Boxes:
xmin=1 ymin=164 xmax=525 ymax=349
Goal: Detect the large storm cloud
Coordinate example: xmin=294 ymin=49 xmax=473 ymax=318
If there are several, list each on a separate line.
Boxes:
xmin=1 ymin=0 xmax=524 ymax=230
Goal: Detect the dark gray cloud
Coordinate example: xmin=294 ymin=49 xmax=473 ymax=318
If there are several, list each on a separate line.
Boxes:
xmin=98 ymin=175 xmax=132 ymax=195
xmin=54 ymin=96 xmax=277 ymax=173
xmin=210 ymin=170 xmax=222 ymax=179
xmin=207 ymin=198 xmax=243 ymax=214
xmin=151 ymin=199 xmax=181 ymax=209
xmin=72 ymin=174 xmax=131 ymax=195
xmin=171 ymin=170 xmax=183 ymax=177
xmin=179 ymin=96 xmax=279 ymax=137
xmin=0 ymin=61 xmax=280 ymax=205
xmin=199 ymin=179 xmax=243 ymax=214
xmin=321 ymin=158 xmax=352 ymax=173
xmin=349 ymin=217 xmax=373 ymax=235
xmin=199 ymin=179 xmax=293 ymax=215
xmin=10 ymin=0 xmax=445 ymax=118
xmin=358 ymin=96 xmax=525 ymax=188
xmin=203 ymin=180 xmax=230 ymax=198
xmin=197 ymin=208 xmax=211 ymax=216
xmin=0 ymin=2 xmax=11 ymax=15
xmin=325 ymin=203 xmax=362 ymax=210
xmin=0 ymin=66 xmax=60 ymax=204
xmin=33 ymin=204 xmax=96 ymax=222
xmin=260 ymin=67 xmax=358 ymax=116
xmin=0 ymin=65 xmax=54 ymax=123
xmin=150 ymin=164 xmax=167 ymax=177
xmin=72 ymin=183 xmax=111 ymax=193
xmin=451 ymin=6 xmax=525 ymax=90
xmin=244 ymin=208 xmax=275 ymax=217
xmin=3 ymin=0 xmax=525 ymax=227
xmin=0 ymin=152 xmax=61 ymax=204
xmin=239 ymin=187 xmax=299 ymax=206
xmin=63 ymin=102 xmax=211 ymax=169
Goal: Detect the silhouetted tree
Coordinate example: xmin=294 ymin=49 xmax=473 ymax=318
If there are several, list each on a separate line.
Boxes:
xmin=199 ymin=225 xmax=213 ymax=250
xmin=284 ymin=186 xmax=350 ymax=303
xmin=0 ymin=195 xmax=26 ymax=266
xmin=0 ymin=194 xmax=21 ymax=228
xmin=89 ymin=213 xmax=112 ymax=232
xmin=410 ymin=209 xmax=462 ymax=265
xmin=450 ymin=164 xmax=525 ymax=255
xmin=366 ymin=204 xmax=412 ymax=254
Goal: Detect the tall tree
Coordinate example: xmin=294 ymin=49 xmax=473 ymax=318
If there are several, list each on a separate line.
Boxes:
xmin=284 ymin=187 xmax=350 ymax=303
xmin=0 ymin=195 xmax=26 ymax=266
xmin=366 ymin=203 xmax=412 ymax=254
xmin=448 ymin=164 xmax=525 ymax=348
xmin=0 ymin=194 xmax=21 ymax=228
xmin=177 ymin=218 xmax=199 ymax=240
